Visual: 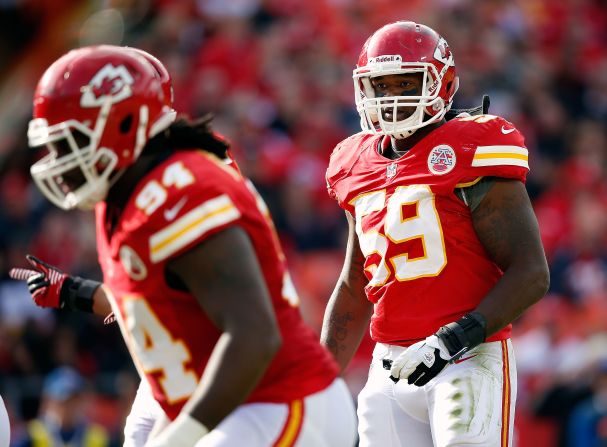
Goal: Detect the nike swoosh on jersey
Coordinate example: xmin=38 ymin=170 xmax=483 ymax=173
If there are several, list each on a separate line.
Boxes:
xmin=454 ymin=354 xmax=478 ymax=364
xmin=501 ymin=126 xmax=515 ymax=134
xmin=150 ymin=194 xmax=240 ymax=263
xmin=164 ymin=196 xmax=188 ymax=221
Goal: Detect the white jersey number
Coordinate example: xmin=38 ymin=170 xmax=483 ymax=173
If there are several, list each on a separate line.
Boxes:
xmin=351 ymin=185 xmax=446 ymax=286
xmin=136 ymin=162 xmax=195 ymax=215
xmin=123 ymin=297 xmax=198 ymax=403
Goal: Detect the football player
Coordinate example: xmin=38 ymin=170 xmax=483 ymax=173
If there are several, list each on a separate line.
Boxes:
xmin=11 ymin=46 xmax=356 ymax=447
xmin=320 ymin=21 xmax=550 ymax=446
xmin=0 ymin=395 xmax=9 ymax=447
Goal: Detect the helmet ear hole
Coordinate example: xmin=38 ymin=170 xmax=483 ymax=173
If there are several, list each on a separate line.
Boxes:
xmin=120 ymin=114 xmax=133 ymax=134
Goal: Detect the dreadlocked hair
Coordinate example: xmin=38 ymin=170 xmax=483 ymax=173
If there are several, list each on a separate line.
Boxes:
xmin=160 ymin=114 xmax=230 ymax=158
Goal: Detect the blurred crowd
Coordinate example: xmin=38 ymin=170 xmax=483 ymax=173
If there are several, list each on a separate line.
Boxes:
xmin=1 ymin=0 xmax=607 ymax=445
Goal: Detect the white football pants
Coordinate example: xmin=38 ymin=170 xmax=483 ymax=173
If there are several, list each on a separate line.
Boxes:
xmin=124 ymin=380 xmax=165 ymax=447
xmin=0 ymin=395 xmax=9 ymax=447
xmin=357 ymin=340 xmax=517 ymax=447
xmin=124 ymin=378 xmax=357 ymax=447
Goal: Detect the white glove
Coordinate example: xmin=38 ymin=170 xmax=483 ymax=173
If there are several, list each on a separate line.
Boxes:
xmin=388 ymin=313 xmax=488 ymax=386
xmin=145 ymin=413 xmax=208 ymax=447
xmin=389 ymin=335 xmax=452 ymax=386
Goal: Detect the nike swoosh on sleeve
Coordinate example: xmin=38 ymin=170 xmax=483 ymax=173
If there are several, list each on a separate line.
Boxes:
xmin=501 ymin=126 xmax=515 ymax=134
xmin=150 ymin=195 xmax=241 ymax=263
xmin=164 ymin=197 xmax=188 ymax=221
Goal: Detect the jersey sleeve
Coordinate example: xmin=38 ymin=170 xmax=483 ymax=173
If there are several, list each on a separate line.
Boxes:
xmin=146 ymin=153 xmax=245 ymax=264
xmin=326 ymin=133 xmax=370 ymax=210
xmin=326 ymin=139 xmax=348 ymax=206
xmin=466 ymin=116 xmax=529 ymax=183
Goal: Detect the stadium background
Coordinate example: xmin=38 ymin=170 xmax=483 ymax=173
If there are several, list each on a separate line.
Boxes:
xmin=0 ymin=0 xmax=606 ymax=445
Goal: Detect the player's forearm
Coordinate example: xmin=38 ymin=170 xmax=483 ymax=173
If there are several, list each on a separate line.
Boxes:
xmin=321 ymin=280 xmax=373 ymax=372
xmin=181 ymin=329 xmax=281 ymax=430
xmin=475 ymin=262 xmax=549 ymax=337
xmin=92 ymin=284 xmax=113 ymax=316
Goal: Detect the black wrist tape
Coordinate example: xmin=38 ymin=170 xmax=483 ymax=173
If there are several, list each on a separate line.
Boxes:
xmin=60 ymin=276 xmax=101 ymax=313
xmin=436 ymin=311 xmax=487 ymax=357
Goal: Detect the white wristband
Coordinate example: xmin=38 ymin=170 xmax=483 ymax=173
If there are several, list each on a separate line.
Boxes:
xmin=147 ymin=413 xmax=208 ymax=447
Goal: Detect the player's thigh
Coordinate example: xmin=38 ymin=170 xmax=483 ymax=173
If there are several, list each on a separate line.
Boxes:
xmin=0 ymin=395 xmax=9 ymax=447
xmin=198 ymin=379 xmax=357 ymax=447
xmin=196 ymin=402 xmax=281 ymax=447
xmin=358 ymin=345 xmax=433 ymax=447
xmin=297 ymin=378 xmax=357 ymax=447
xmin=428 ymin=340 xmax=517 ymax=447
xmin=124 ymin=380 xmax=166 ymax=447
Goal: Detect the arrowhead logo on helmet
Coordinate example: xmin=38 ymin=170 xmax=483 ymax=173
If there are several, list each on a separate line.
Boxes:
xmin=433 ymin=37 xmax=453 ymax=66
xmin=80 ymin=64 xmax=134 ymax=107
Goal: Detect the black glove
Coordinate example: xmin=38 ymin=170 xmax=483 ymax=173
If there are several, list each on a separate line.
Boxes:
xmin=10 ymin=255 xmax=100 ymax=313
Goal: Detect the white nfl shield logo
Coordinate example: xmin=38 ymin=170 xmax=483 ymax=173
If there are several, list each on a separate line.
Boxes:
xmin=387 ymin=163 xmax=397 ymax=178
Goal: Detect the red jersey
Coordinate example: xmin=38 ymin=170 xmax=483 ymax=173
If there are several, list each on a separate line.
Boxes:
xmin=326 ymin=115 xmax=529 ymax=346
xmin=96 ymin=150 xmax=338 ymax=420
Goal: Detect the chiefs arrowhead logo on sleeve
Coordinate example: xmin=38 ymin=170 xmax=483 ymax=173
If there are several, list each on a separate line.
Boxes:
xmin=80 ymin=64 xmax=134 ymax=107
xmin=119 ymin=245 xmax=148 ymax=281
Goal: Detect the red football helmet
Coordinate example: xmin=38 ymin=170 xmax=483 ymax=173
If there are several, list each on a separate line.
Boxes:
xmin=28 ymin=45 xmax=176 ymax=210
xmin=353 ymin=21 xmax=459 ymax=139
xmin=125 ymin=47 xmax=174 ymax=108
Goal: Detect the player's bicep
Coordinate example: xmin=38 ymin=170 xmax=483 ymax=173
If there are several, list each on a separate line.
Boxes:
xmin=330 ymin=212 xmax=371 ymax=316
xmin=342 ymin=211 xmax=368 ymax=294
xmin=166 ymin=226 xmax=277 ymax=334
xmin=471 ymin=179 xmax=544 ymax=271
xmin=321 ymin=212 xmax=372 ymax=369
xmin=455 ymin=177 xmax=495 ymax=211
